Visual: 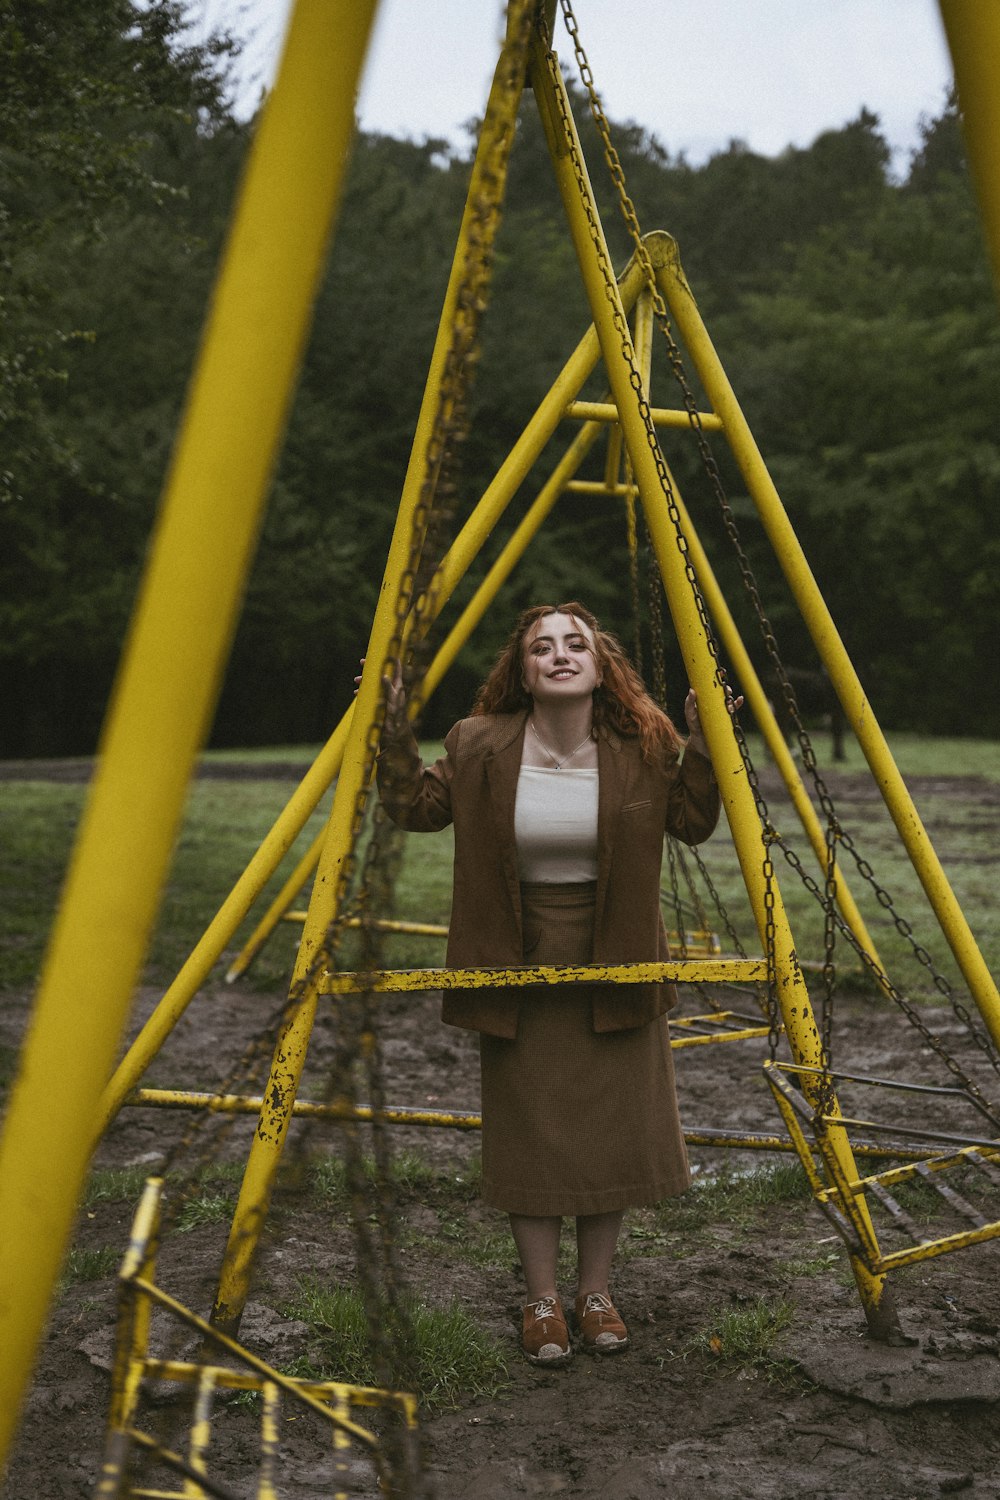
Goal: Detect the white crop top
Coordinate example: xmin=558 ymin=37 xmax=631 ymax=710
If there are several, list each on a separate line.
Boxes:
xmin=514 ymin=766 xmax=599 ymax=882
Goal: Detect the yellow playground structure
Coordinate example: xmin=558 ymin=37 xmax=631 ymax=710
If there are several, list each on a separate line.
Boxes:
xmin=2 ymin=1 xmax=1000 ymax=1494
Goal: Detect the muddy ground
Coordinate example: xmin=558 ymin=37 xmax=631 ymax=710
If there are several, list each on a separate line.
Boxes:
xmin=3 ymin=767 xmax=1000 ymax=1499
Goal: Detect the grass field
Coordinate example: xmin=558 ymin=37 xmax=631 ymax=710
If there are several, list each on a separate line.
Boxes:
xmin=1 ymin=730 xmax=997 ymax=1001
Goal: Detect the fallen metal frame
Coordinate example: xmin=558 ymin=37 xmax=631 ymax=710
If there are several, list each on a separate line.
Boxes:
xmin=96 ymin=1179 xmax=416 ymax=1500
xmin=766 ymin=1061 xmax=1000 ymax=1274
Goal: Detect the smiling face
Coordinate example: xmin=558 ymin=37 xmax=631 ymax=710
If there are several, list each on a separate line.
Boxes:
xmin=521 ymin=611 xmax=600 ymax=706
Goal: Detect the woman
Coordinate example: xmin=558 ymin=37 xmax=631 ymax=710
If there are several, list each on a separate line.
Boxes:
xmin=375 ymin=602 xmax=735 ymax=1366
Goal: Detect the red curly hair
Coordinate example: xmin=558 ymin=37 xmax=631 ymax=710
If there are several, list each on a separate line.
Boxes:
xmin=471 ymin=602 xmax=681 ymax=759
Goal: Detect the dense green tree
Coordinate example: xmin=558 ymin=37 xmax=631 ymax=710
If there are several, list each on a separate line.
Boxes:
xmin=0 ymin=1 xmax=240 ymax=753
xmin=2 ymin=41 xmax=997 ymax=752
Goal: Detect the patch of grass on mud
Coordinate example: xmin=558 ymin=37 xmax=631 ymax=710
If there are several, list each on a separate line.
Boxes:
xmin=407 ymin=1213 xmax=514 ymax=1274
xmin=61 ymin=1245 xmax=121 ymax=1286
xmin=624 ymin=1162 xmax=812 ymax=1257
xmin=175 ymin=1190 xmax=236 ymax=1231
xmin=691 ymin=1295 xmax=795 ymax=1379
xmin=84 ymin=1165 xmax=154 ymax=1206
xmin=306 ymin=1150 xmax=460 ymax=1205
xmin=283 ymin=1279 xmax=508 ymax=1411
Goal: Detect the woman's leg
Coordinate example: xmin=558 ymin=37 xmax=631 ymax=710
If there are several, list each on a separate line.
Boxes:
xmin=509 ymin=1214 xmax=562 ymax=1301
xmin=575 ymin=1209 xmax=625 ymax=1295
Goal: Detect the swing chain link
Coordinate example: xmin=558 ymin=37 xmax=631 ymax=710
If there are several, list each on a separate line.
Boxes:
xmin=247 ymin=8 xmax=537 ymax=1489
xmin=543 ymin=2 xmax=775 ymax=1023
xmin=559 ymin=0 xmax=1000 ymax=1094
xmin=760 ymin=825 xmax=783 ymax=1061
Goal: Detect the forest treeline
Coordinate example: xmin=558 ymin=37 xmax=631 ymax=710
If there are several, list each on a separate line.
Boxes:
xmin=3 ymin=3 xmax=999 ymax=756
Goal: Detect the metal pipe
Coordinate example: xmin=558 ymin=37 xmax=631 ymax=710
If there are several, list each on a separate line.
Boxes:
xmin=0 ymin=0 xmax=379 ymax=1462
xmin=211 ymin=22 xmax=533 ymax=1337
xmin=655 ymin=239 xmax=1000 ymax=1046
xmin=939 ymin=2 xmax=1000 ymax=295
xmin=530 ymin=29 xmax=900 ymax=1338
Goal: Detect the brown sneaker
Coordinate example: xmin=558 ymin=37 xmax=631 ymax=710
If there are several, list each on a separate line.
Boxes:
xmin=521 ymin=1296 xmax=572 ymax=1366
xmin=574 ymin=1291 xmax=629 ymax=1355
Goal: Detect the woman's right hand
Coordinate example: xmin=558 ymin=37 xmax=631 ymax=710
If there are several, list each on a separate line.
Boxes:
xmin=355 ymin=658 xmax=406 ymax=725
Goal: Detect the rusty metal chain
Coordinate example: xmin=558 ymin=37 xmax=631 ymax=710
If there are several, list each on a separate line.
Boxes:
xmin=536 ymin=10 xmax=787 ymax=1046
xmin=664 ymin=834 xmax=689 ymax=957
xmin=818 ymin=823 xmax=840 ymax=1109
xmin=624 ymin=470 xmax=643 ymax=673
xmin=120 ymin=10 xmax=537 ymax=1494
xmin=772 ymin=828 xmax=1000 ymax=1126
xmin=276 ymin=10 xmax=535 ymax=1490
xmin=558 ymin=0 xmax=1000 ymax=1094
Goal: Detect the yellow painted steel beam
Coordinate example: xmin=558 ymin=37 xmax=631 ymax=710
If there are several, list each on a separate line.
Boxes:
xmin=130 ymin=1088 xmax=485 ymax=1129
xmin=281 ymin=914 xmax=450 ymax=936
xmin=133 ymin=264 xmax=644 ymax=1025
xmin=224 ymin=822 xmax=327 ymax=981
xmin=123 ymin=1094 xmax=947 ymax=1178
xmin=670 ymin=1025 xmax=771 ymax=1048
xmin=627 ymin=350 xmax=890 ymax=985
xmin=320 ymin=958 xmax=768 ymax=993
xmin=863 ymin=1222 xmax=1000 ymax=1275
xmin=136 ymin=1360 xmax=412 ymax=1410
xmin=530 ymin=29 xmax=899 ymax=1339
xmin=222 ymin=407 xmax=610 ymax=986
xmin=211 ymin=15 xmax=534 ymax=1337
xmin=654 ymin=239 xmax=1000 ymax=1048
xmin=565 ymin=479 xmax=636 ymax=495
xmin=564 ymin=399 xmax=723 ymax=429
xmin=849 ymin=1145 xmax=1000 ymax=1192
xmin=121 ymin=1090 xmax=944 ymax=1162
xmin=135 ymin=1276 xmax=386 ymax=1444
xmin=939 ymin=2 xmax=1000 ymax=295
xmin=0 ymin=1 xmax=379 ymax=1461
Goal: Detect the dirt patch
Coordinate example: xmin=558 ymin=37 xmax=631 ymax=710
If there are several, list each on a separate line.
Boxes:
xmin=3 ymin=753 xmax=1000 ymax=1498
xmin=3 ymin=970 xmax=1000 ymax=1499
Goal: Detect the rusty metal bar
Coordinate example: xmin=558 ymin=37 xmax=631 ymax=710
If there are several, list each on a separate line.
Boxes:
xmin=320 ymin=958 xmax=768 ymax=994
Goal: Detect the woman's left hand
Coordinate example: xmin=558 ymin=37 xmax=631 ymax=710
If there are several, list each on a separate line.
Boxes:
xmin=685 ymin=683 xmax=743 ymax=755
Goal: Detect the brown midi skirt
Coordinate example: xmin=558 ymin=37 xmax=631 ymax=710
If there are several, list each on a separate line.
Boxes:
xmin=479 ymin=881 xmax=691 ymax=1216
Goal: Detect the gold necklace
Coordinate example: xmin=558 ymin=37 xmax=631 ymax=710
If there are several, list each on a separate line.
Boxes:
xmin=528 ymin=718 xmax=593 ymax=770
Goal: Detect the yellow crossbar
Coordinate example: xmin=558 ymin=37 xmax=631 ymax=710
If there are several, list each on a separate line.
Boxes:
xmin=563 ymin=399 xmax=723 ymax=429
xmin=320 ymin=958 xmax=768 ymax=993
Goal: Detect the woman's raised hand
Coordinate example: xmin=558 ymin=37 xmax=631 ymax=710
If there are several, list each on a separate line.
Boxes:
xmin=684 ymin=682 xmax=743 ymax=753
xmin=355 ymin=657 xmax=406 ymax=726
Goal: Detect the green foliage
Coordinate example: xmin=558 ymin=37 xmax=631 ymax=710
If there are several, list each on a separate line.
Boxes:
xmin=624 ymin=1162 xmax=812 ymax=1257
xmin=175 ymin=1190 xmax=234 ymax=1232
xmin=283 ymin=1280 xmax=508 ymax=1411
xmin=84 ymin=1166 xmax=153 ymax=1207
xmin=61 ymin=1245 xmax=120 ymax=1285
xmin=693 ymin=1296 xmax=794 ymax=1376
xmin=1 ymin=59 xmax=997 ymax=751
xmin=307 ymin=1150 xmax=440 ymax=1206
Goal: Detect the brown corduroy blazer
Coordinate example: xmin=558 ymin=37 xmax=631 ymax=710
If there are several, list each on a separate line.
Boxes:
xmin=377 ymin=710 xmax=721 ymax=1040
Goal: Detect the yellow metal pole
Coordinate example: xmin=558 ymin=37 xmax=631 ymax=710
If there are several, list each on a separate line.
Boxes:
xmin=101 ymin=252 xmax=647 ymax=1093
xmin=939 ymin=2 xmax=1000 ymax=295
xmin=531 ymin=33 xmax=900 ymax=1337
xmin=223 ymin=822 xmax=328 ymax=983
xmin=631 ymin=267 xmax=885 ymax=973
xmin=421 ymin=417 xmax=605 ymax=700
xmin=677 ymin=488 xmax=889 ymax=978
xmin=0 ymin=0 xmax=379 ymax=1463
xmin=655 ymin=241 xmax=1000 ymax=1046
xmin=211 ymin=22 xmax=532 ymax=1335
xmin=96 ymin=716 xmax=351 ymax=1133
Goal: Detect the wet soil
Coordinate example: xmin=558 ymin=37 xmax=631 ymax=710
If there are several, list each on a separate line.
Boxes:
xmin=3 ymin=766 xmax=1000 ymax=1498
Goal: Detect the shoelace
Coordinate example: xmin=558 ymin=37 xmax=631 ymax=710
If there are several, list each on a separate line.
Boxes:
xmin=530 ymin=1296 xmax=559 ymax=1320
xmin=581 ymin=1293 xmax=613 ymax=1316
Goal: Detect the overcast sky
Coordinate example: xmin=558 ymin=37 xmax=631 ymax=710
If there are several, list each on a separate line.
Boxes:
xmin=203 ymin=1 xmax=955 ymax=175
